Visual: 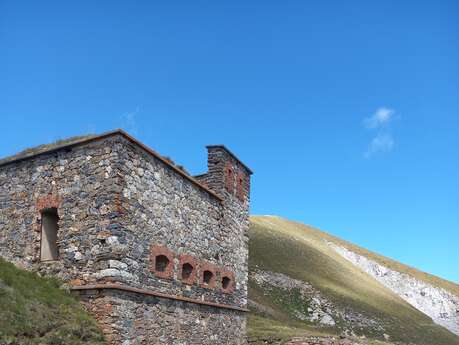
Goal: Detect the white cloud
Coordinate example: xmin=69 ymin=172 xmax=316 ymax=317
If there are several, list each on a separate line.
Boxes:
xmin=363 ymin=106 xmax=397 ymax=158
xmin=365 ymin=133 xmax=395 ymax=158
xmin=364 ymin=107 xmax=394 ymax=129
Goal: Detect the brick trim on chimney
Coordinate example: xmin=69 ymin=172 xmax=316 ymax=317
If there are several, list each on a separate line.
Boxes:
xmin=236 ymin=172 xmax=246 ymax=202
xmin=225 ymin=162 xmax=234 ymax=194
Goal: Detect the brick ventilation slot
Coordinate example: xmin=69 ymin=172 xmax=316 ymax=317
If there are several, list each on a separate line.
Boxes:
xmin=181 ymin=263 xmax=194 ymax=280
xmin=222 ymin=276 xmax=231 ymax=289
xmin=155 ymin=255 xmax=170 ymax=272
xmin=236 ymin=173 xmax=245 ymax=201
xmin=225 ymin=164 xmax=234 ymax=193
xmin=203 ymin=270 xmax=214 ymax=285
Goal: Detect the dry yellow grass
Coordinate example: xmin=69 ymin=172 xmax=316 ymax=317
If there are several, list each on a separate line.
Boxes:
xmin=248 ymin=215 xmax=459 ymax=345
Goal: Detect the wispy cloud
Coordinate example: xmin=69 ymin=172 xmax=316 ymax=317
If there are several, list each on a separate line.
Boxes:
xmin=363 ymin=107 xmax=396 ymax=158
xmin=364 ymin=133 xmax=395 ymax=158
xmin=363 ymin=107 xmax=395 ymax=129
xmin=121 ymin=107 xmax=140 ymax=135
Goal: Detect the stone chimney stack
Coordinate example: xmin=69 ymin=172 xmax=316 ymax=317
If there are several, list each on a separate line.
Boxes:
xmin=204 ymin=145 xmax=252 ymax=204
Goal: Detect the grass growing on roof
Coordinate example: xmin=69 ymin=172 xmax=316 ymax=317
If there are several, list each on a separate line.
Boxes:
xmin=0 ymin=134 xmax=96 ymax=165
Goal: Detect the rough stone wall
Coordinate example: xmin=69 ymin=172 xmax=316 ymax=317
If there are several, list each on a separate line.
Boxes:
xmin=0 ymin=132 xmax=251 ymax=345
xmin=0 ymin=135 xmax=122 ymax=283
xmin=87 ymin=138 xmax=251 ymax=307
xmin=77 ymin=138 xmax=250 ymax=344
xmin=79 ymin=289 xmax=247 ymax=345
xmin=205 ymin=146 xmax=251 ymax=306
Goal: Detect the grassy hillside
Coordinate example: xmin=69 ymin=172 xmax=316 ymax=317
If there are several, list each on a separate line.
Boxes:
xmin=0 ymin=258 xmax=106 ymax=345
xmin=248 ymin=216 xmax=459 ymax=345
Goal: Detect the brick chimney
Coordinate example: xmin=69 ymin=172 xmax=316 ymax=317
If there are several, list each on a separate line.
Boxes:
xmin=201 ymin=145 xmax=252 ymax=204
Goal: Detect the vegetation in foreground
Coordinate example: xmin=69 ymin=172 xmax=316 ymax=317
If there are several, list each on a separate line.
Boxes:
xmin=0 ymin=258 xmax=106 ymax=345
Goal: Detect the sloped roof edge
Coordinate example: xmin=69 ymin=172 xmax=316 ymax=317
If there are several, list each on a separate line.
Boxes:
xmin=0 ymin=129 xmax=222 ymax=201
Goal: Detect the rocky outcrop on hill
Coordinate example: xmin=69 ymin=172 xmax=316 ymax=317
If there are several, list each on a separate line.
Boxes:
xmin=249 ymin=335 xmax=393 ymax=345
xmin=250 ymin=270 xmax=385 ymax=336
xmin=329 ymin=243 xmax=459 ymax=336
xmin=283 ymin=337 xmax=377 ymax=345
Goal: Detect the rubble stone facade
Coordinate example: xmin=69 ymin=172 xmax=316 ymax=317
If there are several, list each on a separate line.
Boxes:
xmin=0 ymin=130 xmax=252 ymax=345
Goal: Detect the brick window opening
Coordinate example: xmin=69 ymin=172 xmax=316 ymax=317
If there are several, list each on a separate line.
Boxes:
xmin=200 ymin=263 xmax=217 ymax=289
xmin=155 ymin=255 xmax=170 ymax=272
xmin=222 ymin=276 xmax=231 ymax=289
xmin=150 ymin=245 xmax=174 ymax=279
xmin=181 ymin=263 xmax=194 ymax=280
xmin=179 ymin=255 xmax=197 ymax=285
xmin=203 ymin=270 xmax=214 ymax=285
xmin=220 ymin=271 xmax=235 ymax=293
xmin=40 ymin=208 xmax=59 ymax=261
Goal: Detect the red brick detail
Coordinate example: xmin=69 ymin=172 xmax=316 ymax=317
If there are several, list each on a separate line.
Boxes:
xmin=220 ymin=270 xmax=236 ymax=294
xmin=33 ymin=222 xmax=42 ymax=233
xmin=178 ymin=254 xmax=198 ymax=285
xmin=71 ymin=283 xmax=250 ymax=312
xmin=115 ymin=192 xmax=124 ymax=215
xmin=225 ymin=162 xmax=234 ymax=194
xmin=89 ymin=298 xmax=115 ymax=343
xmin=69 ymin=278 xmax=86 ymax=286
xmin=236 ymin=172 xmax=246 ymax=201
xmin=149 ymin=245 xmax=174 ymax=279
xmin=36 ymin=194 xmax=60 ymax=212
xmin=199 ymin=262 xmax=217 ymax=289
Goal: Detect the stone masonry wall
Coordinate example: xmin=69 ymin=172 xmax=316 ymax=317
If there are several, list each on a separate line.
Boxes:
xmin=0 ymin=131 xmax=251 ymax=345
xmin=75 ymin=137 xmax=250 ymax=344
xmin=101 ymin=137 xmax=250 ymax=309
xmin=0 ymin=135 xmax=122 ymax=282
xmin=79 ymin=289 xmax=247 ymax=345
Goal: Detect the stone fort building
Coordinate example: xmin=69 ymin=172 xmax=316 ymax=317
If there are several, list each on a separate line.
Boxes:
xmin=0 ymin=129 xmax=252 ymax=345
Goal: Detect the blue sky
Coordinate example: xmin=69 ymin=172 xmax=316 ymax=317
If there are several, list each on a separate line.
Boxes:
xmin=1 ymin=1 xmax=458 ymax=283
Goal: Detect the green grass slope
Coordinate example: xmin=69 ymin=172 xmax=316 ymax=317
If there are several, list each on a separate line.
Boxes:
xmin=0 ymin=258 xmax=106 ymax=345
xmin=248 ymin=216 xmax=459 ymax=345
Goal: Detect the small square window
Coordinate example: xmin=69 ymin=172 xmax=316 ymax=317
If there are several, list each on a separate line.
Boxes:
xmin=179 ymin=254 xmax=198 ymax=285
xmin=220 ymin=270 xmax=235 ymax=294
xmin=200 ymin=263 xmax=217 ymax=289
xmin=150 ymin=245 xmax=174 ymax=279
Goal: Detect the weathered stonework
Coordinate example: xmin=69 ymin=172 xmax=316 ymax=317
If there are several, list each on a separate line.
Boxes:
xmin=0 ymin=130 xmax=252 ymax=345
xmin=79 ymin=289 xmax=247 ymax=345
